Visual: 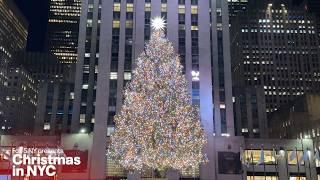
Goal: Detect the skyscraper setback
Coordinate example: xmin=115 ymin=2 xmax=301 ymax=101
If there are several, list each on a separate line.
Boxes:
xmin=72 ymin=0 xmax=234 ymax=178
xmin=47 ymin=0 xmax=81 ymax=63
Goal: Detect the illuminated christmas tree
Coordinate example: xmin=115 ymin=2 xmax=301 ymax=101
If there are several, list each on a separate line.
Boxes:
xmin=108 ymin=17 xmax=207 ymax=174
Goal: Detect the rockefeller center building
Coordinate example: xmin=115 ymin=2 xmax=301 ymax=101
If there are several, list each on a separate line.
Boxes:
xmin=72 ymin=0 xmax=234 ymax=179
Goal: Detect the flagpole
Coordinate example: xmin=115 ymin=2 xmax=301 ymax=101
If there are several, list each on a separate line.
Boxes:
xmin=307 ymin=148 xmax=312 ymax=180
xmin=251 ymin=146 xmax=255 ymax=180
xmin=240 ymin=144 xmax=244 ymax=180
xmin=301 ymin=138 xmax=308 ymax=179
xmin=272 ymin=145 xmax=278 ymax=179
xmin=284 ymin=148 xmax=289 ymax=178
xmin=262 ymin=146 xmax=266 ymax=180
xmin=295 ymin=146 xmax=300 ymax=178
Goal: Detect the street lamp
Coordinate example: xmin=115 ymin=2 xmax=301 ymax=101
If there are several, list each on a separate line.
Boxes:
xmin=79 ymin=128 xmax=87 ymax=134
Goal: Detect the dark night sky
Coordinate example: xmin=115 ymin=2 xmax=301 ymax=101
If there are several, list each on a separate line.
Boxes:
xmin=14 ymin=0 xmax=49 ymax=52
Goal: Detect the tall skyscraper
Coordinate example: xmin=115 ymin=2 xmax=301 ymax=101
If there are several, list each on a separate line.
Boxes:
xmin=5 ymin=66 xmax=38 ymax=135
xmin=227 ymin=0 xmax=249 ymax=21
xmin=13 ymin=52 xmax=75 ymax=135
xmin=47 ymin=0 xmax=81 ymax=63
xmin=232 ymin=1 xmax=320 ymax=114
xmin=0 ymin=0 xmax=28 ymax=134
xmin=72 ymin=0 xmax=234 ymax=179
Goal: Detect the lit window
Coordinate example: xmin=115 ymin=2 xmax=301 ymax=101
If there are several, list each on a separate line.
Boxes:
xmin=191 ymin=5 xmax=198 ymax=14
xmin=247 ymin=176 xmax=278 ymax=180
xmin=191 ymin=70 xmax=199 ymax=81
xmin=287 ymin=150 xmax=304 ymax=165
xmin=126 ymin=20 xmax=133 ymax=28
xmin=110 ymin=72 xmax=118 ymax=80
xmin=124 ymin=72 xmax=132 ymax=80
xmin=242 ymin=128 xmax=248 ymax=133
xmin=44 ymin=123 xmax=50 ymax=130
xmin=82 ymin=84 xmax=89 ymax=89
xmin=113 ymin=3 xmax=121 ymax=11
xmin=178 ymin=5 xmax=185 ymax=13
xmin=80 ymin=114 xmax=86 ymax=123
xmin=126 ymin=3 xmax=133 ymax=12
xmin=113 ymin=20 xmax=120 ymax=28
xmin=191 ymin=26 xmax=198 ymax=30
xmin=161 ymin=4 xmax=167 ymax=12
xmin=86 ymin=19 xmax=92 ymax=27
xmin=289 ymin=177 xmax=306 ymax=180
xmin=244 ymin=150 xmax=276 ymax=165
xmin=145 ymin=3 xmax=151 ymax=11
xmin=70 ymin=92 xmax=75 ymax=100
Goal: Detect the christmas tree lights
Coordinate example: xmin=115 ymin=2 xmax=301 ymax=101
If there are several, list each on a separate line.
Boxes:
xmin=108 ymin=16 xmax=207 ymax=173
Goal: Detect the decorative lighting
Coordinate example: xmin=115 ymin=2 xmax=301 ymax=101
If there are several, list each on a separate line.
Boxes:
xmin=151 ymin=16 xmax=166 ymax=31
xmin=108 ymin=19 xmax=207 ymax=172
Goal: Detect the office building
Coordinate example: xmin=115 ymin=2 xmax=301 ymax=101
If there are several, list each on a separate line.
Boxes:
xmin=231 ymin=1 xmax=320 ymax=114
xmin=4 ymin=66 xmax=38 ymax=135
xmin=12 ymin=52 xmax=75 ymax=135
xmin=47 ymin=0 xmax=81 ymax=63
xmin=234 ymin=87 xmax=268 ymax=138
xmin=269 ymin=93 xmax=320 ymax=148
xmin=227 ymin=0 xmax=249 ymax=21
xmin=34 ymin=66 xmax=75 ymax=136
xmin=0 ymin=0 xmax=28 ymax=135
xmin=73 ymin=0 xmax=234 ymax=179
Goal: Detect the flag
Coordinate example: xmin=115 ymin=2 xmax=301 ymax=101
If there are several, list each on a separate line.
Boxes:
xmin=289 ymin=149 xmax=297 ymax=162
xmin=299 ymin=150 xmax=309 ymax=165
xmin=240 ymin=147 xmax=246 ymax=164
xmin=257 ymin=149 xmax=264 ymax=165
xmin=315 ymin=149 xmax=320 ymax=161
xmin=244 ymin=152 xmax=252 ymax=168
xmin=272 ymin=148 xmax=278 ymax=162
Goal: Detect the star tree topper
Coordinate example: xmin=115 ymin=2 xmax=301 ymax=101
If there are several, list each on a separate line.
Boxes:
xmin=151 ymin=16 xmax=166 ymax=31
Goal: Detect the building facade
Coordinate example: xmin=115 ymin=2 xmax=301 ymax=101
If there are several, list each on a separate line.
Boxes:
xmin=269 ymin=93 xmax=320 ymax=149
xmin=47 ymin=0 xmax=81 ymax=63
xmin=234 ymin=87 xmax=268 ymax=138
xmin=1 ymin=134 xmax=318 ymax=180
xmin=12 ymin=52 xmax=75 ymax=136
xmin=4 ymin=66 xmax=38 ymax=135
xmin=231 ymin=1 xmax=320 ymax=113
xmin=72 ymin=0 xmax=234 ymax=179
xmin=0 ymin=0 xmax=28 ymax=135
xmin=34 ymin=79 xmax=75 ymax=136
xmin=227 ymin=0 xmax=249 ymax=22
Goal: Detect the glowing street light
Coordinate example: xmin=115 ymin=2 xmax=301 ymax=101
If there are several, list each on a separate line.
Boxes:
xmin=80 ymin=128 xmax=87 ymax=134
